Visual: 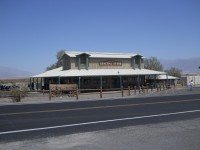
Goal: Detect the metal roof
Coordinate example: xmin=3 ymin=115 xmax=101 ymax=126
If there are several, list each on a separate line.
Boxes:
xmin=33 ymin=67 xmax=63 ymax=78
xmin=32 ymin=67 xmax=166 ymax=78
xmin=65 ymin=51 xmax=144 ymax=59
xmin=158 ymin=75 xmax=179 ymax=80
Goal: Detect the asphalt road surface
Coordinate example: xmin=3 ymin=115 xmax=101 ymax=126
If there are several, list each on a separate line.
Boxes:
xmin=0 ymin=94 xmax=200 ymax=143
xmin=1 ymin=117 xmax=199 ymax=150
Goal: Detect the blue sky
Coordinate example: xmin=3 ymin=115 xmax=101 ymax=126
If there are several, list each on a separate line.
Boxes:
xmin=0 ymin=0 xmax=200 ymax=74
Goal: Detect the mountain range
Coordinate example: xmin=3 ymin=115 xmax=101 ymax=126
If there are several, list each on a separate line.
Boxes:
xmin=0 ymin=57 xmax=200 ymax=79
xmin=0 ymin=66 xmax=34 ymax=79
xmin=160 ymin=57 xmax=200 ymax=74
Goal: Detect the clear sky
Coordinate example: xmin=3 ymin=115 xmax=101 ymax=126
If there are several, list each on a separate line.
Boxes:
xmin=1 ymin=0 xmax=200 ymax=74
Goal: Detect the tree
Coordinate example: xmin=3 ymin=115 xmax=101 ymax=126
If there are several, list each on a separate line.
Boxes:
xmin=165 ymin=67 xmax=182 ymax=78
xmin=46 ymin=50 xmax=65 ymax=71
xmin=144 ymin=57 xmax=163 ymax=71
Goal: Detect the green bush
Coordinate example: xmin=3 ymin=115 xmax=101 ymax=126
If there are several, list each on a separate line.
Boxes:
xmin=10 ymin=87 xmax=28 ymax=102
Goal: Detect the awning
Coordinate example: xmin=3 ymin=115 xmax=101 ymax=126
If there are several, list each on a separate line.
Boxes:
xmin=32 ymin=67 xmax=166 ymax=78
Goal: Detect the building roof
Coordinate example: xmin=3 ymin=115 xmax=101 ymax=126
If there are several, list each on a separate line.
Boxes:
xmin=158 ymin=75 xmax=179 ymax=80
xmin=33 ymin=67 xmax=63 ymax=78
xmin=33 ymin=67 xmax=166 ymax=78
xmin=65 ymin=51 xmax=144 ymax=59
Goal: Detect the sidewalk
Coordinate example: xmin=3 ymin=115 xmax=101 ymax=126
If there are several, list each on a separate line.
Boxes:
xmin=0 ymin=87 xmax=200 ymax=105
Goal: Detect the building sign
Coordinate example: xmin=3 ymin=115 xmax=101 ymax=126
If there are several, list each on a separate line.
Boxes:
xmin=99 ymin=60 xmax=122 ymax=66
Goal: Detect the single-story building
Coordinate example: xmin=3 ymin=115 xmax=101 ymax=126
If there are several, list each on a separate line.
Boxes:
xmin=147 ymin=75 xmax=179 ymax=85
xmin=32 ymin=51 xmax=167 ymax=90
xmin=181 ymin=73 xmax=200 ymax=86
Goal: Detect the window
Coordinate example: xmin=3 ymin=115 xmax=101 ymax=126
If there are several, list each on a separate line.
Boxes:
xmin=80 ymin=55 xmax=86 ymax=65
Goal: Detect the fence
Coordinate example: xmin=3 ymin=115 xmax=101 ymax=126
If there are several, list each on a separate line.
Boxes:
xmin=49 ymin=84 xmax=78 ymax=100
xmin=0 ymin=83 xmax=176 ymax=101
xmin=47 ymin=83 xmax=175 ymax=100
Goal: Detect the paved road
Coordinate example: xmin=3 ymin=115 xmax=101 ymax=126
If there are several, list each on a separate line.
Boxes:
xmin=0 ymin=94 xmax=200 ymax=142
xmin=1 ymin=118 xmax=199 ymax=150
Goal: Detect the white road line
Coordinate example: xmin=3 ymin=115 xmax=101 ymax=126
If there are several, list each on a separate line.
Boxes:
xmin=0 ymin=109 xmax=200 ymax=135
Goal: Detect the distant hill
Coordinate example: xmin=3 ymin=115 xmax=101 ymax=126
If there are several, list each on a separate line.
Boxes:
xmin=0 ymin=66 xmax=34 ymax=79
xmin=160 ymin=57 xmax=200 ymax=74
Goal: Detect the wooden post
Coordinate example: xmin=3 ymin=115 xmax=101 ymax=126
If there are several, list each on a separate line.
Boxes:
xmin=100 ymin=87 xmax=102 ymax=98
xmin=120 ymin=76 xmax=122 ymax=91
xmin=121 ymin=86 xmax=124 ymax=97
xmin=49 ymin=89 xmax=51 ymax=101
xmin=142 ymin=85 xmax=145 ymax=93
xmin=160 ymin=84 xmax=161 ymax=91
xmin=41 ymin=78 xmax=43 ymax=91
xmin=128 ymin=86 xmax=130 ymax=96
xmin=134 ymin=86 xmax=136 ymax=95
xmin=157 ymin=84 xmax=159 ymax=92
xmin=76 ymin=88 xmax=79 ymax=100
xmin=78 ymin=77 xmax=81 ymax=92
xmin=100 ymin=76 xmax=103 ymax=98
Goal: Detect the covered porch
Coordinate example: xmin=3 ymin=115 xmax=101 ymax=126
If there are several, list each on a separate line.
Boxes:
xmin=31 ymin=68 xmax=166 ymax=91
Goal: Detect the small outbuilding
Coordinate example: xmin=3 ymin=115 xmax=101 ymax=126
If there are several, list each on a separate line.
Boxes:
xmin=181 ymin=73 xmax=200 ymax=86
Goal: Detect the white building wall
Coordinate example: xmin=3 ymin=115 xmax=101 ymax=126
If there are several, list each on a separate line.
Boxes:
xmin=185 ymin=75 xmax=200 ymax=86
xmin=194 ymin=75 xmax=200 ymax=86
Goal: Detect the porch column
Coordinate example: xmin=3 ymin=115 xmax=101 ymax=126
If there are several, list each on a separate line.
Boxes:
xmin=37 ymin=78 xmax=39 ymax=91
xmin=137 ymin=75 xmax=140 ymax=87
xmin=41 ymin=78 xmax=43 ymax=90
xmin=120 ymin=76 xmax=122 ymax=90
xmin=100 ymin=76 xmax=103 ymax=88
xmin=78 ymin=76 xmax=81 ymax=90
xmin=154 ymin=74 xmax=156 ymax=88
xmin=58 ymin=76 xmax=61 ymax=84
xmin=166 ymin=74 xmax=168 ymax=85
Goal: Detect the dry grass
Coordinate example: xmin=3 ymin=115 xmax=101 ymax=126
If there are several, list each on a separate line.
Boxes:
xmin=0 ymin=78 xmax=30 ymax=84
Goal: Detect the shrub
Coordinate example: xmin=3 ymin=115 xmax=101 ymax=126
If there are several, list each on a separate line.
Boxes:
xmin=10 ymin=86 xmax=28 ymax=102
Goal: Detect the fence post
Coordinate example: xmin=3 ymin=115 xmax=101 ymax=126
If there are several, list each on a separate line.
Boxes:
xmin=121 ymin=86 xmax=124 ymax=97
xmin=134 ymin=86 xmax=136 ymax=95
xmin=128 ymin=86 xmax=130 ymax=96
xmin=157 ymin=85 xmax=159 ymax=92
xmin=142 ymin=85 xmax=145 ymax=93
xmin=76 ymin=88 xmax=79 ymax=100
xmin=49 ymin=89 xmax=51 ymax=101
xmin=100 ymin=87 xmax=102 ymax=98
